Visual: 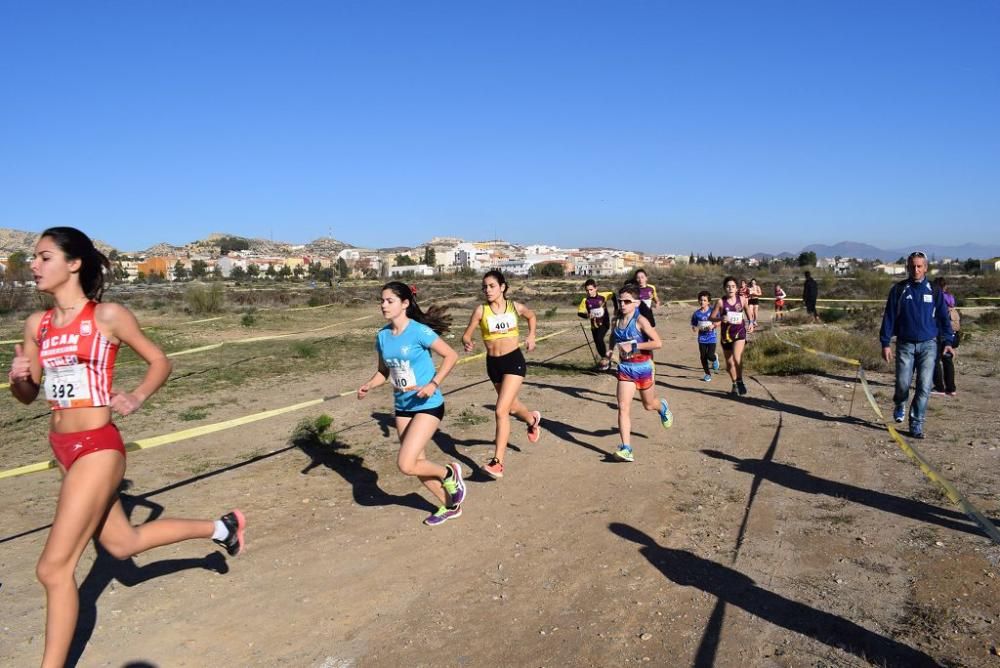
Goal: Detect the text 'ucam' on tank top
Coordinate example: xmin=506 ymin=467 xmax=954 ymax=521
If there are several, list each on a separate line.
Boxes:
xmin=36 ymin=301 xmax=119 ymax=410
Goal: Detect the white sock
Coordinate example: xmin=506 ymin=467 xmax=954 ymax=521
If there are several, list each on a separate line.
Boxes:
xmin=211 ymin=519 xmax=228 ymax=541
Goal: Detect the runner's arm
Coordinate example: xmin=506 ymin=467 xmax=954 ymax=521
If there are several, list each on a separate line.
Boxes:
xmin=358 ymin=357 xmax=389 ymax=399
xmin=100 ymin=303 xmax=172 ymax=414
xmin=461 ymin=305 xmax=482 ymax=352
xmin=8 ymin=312 xmax=43 ymax=404
xmin=636 ymin=315 xmax=662 ymax=351
xmin=516 ymin=301 xmax=537 ymax=350
xmin=415 ymin=337 xmax=459 ymax=398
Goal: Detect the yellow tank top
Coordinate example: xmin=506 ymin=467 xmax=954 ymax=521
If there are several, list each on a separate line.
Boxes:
xmin=479 ymin=300 xmax=519 ymax=341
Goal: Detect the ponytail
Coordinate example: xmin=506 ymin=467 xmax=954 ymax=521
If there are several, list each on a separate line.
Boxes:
xmin=381 ymin=282 xmax=451 ymax=334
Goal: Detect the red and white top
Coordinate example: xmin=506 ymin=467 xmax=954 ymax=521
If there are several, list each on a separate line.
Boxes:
xmin=36 ymin=301 xmax=118 ymax=410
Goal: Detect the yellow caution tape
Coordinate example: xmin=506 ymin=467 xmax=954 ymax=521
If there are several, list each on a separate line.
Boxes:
xmin=0 ymin=327 xmax=570 ymax=480
xmin=769 ymin=322 xmax=1000 ymax=545
xmin=0 ymin=314 xmax=377 ymax=388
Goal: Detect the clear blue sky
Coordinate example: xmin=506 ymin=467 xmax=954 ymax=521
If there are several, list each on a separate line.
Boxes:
xmin=2 ymin=1 xmax=998 ymax=255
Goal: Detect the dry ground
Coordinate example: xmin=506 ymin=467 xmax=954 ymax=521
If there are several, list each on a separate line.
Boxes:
xmin=1 ymin=304 xmax=999 ymax=667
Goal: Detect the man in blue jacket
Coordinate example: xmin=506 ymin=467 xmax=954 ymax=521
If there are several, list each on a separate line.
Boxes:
xmin=879 ymin=251 xmax=955 ymax=438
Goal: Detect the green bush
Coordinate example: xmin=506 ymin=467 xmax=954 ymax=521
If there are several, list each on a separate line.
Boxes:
xmin=543 ymin=306 xmax=558 ymax=319
xmin=747 ymin=326 xmax=883 ymax=374
xmin=185 ymin=282 xmax=225 ymax=314
xmin=241 ymin=310 xmax=257 ymax=328
xmin=291 ymin=341 xmax=318 ymax=358
xmin=291 ymin=414 xmax=337 ymax=447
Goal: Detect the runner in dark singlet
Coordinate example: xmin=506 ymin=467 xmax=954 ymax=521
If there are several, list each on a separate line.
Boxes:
xmin=710 ymin=276 xmax=754 ymax=397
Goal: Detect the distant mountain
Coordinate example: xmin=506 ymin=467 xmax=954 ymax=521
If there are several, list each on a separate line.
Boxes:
xmin=0 ymin=227 xmax=115 ymax=256
xmin=803 ymin=241 xmax=1000 ymax=261
xmin=750 ymin=251 xmax=795 ymax=261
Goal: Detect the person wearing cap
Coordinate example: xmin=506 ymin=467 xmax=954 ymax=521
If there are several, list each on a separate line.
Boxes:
xmin=879 ymin=251 xmax=955 ymax=439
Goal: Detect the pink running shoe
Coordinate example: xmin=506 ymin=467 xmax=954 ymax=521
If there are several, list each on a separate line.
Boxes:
xmin=483 ymin=458 xmax=505 ymax=479
xmin=527 ymin=411 xmax=542 ymax=443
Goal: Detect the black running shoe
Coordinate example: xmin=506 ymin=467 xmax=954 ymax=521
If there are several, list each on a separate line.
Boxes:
xmin=214 ymin=509 xmax=246 ymax=556
xmin=736 ymin=380 xmax=748 ymax=396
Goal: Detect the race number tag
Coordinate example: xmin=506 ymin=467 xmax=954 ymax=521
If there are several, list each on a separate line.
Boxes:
xmin=725 ymin=311 xmax=744 ymax=325
xmin=486 ymin=312 xmax=517 ymax=335
xmin=923 ymin=294 xmax=933 ymax=303
xmin=44 ymin=364 xmax=92 ymax=405
xmin=589 ymin=307 xmax=605 ymax=319
xmin=698 ymin=320 xmax=714 ymax=331
xmin=389 ymin=364 xmax=417 ymax=391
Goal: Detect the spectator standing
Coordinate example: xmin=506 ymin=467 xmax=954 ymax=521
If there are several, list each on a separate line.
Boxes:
xmin=879 ymin=252 xmax=955 ymax=439
xmin=931 ymin=277 xmax=960 ymax=397
xmin=803 ymin=271 xmax=821 ymax=323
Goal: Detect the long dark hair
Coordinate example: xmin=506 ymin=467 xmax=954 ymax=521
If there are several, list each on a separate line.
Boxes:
xmin=41 ymin=227 xmax=111 ymax=301
xmin=381 ymin=282 xmax=451 ymax=334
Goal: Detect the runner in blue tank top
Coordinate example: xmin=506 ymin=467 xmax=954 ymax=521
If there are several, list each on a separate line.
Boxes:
xmin=603 ymin=284 xmax=673 ymax=462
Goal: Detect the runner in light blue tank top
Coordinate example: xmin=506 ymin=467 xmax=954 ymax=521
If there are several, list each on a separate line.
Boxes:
xmin=358 ymin=282 xmax=466 ymax=526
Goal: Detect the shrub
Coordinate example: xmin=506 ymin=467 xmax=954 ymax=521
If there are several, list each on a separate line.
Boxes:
xmin=185 ymin=282 xmax=225 ymax=314
xmin=291 ymin=414 xmax=337 ymax=447
xmin=291 ymin=341 xmax=318 ymax=358
xmin=543 ymin=306 xmax=558 ymax=319
xmin=241 ymin=310 xmax=257 ymax=328
xmin=975 ymin=309 xmax=1000 ymax=330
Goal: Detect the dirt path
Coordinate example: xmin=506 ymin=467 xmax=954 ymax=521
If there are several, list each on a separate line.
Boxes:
xmin=2 ymin=311 xmax=999 ymax=667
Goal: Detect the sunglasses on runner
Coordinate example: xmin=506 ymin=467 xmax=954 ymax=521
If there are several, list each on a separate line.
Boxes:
xmin=908 ymin=251 xmax=927 ymax=259
xmin=619 ymin=299 xmax=637 ymax=304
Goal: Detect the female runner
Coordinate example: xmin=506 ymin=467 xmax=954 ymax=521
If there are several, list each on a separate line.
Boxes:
xmin=461 ymin=270 xmax=542 ymax=479
xmin=8 ymin=227 xmax=244 ymax=668
xmin=631 ymin=269 xmax=660 ymax=327
xmin=603 ymin=284 xmax=673 ymax=462
xmin=357 ymin=282 xmax=465 ymax=526
xmin=747 ymin=278 xmax=762 ymax=326
xmin=710 ymin=276 xmax=754 ymax=397
xmin=774 ymin=283 xmax=787 ymax=321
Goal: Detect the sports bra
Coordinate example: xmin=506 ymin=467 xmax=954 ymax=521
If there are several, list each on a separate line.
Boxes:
xmin=36 ymin=301 xmax=119 ymax=410
xmin=479 ymin=300 xmax=519 ymax=341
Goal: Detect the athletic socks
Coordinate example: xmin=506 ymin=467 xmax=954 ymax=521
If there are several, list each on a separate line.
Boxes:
xmin=211 ymin=519 xmax=229 ymax=542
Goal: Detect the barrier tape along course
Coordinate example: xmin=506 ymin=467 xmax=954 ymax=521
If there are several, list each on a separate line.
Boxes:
xmin=0 ymin=314 xmax=376 ymax=390
xmin=0 ymin=328 xmax=568 ymax=480
xmin=768 ymin=321 xmax=1000 ymax=546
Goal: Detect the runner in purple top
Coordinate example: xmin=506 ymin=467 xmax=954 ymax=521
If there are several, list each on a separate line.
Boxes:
xmin=710 ymin=276 xmax=754 ymax=397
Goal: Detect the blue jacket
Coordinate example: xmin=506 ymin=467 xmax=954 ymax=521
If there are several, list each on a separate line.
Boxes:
xmin=879 ymin=277 xmax=954 ymax=347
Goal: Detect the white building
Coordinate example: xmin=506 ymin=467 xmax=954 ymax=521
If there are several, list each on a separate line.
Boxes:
xmin=387 ymin=263 xmax=435 ymax=277
xmin=576 ymin=255 xmax=626 ymax=276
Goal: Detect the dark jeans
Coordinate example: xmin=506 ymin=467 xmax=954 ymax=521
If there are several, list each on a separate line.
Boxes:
xmin=698 ymin=341 xmax=717 ymax=374
xmin=591 ymin=324 xmax=609 ymax=358
xmin=933 ymin=340 xmax=956 ymax=393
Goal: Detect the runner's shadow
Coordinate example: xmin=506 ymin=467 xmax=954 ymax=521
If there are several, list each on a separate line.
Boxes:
xmin=525 ymin=380 xmax=618 ymax=410
xmin=432 ymin=430 xmax=495 ymax=482
xmin=658 ymin=379 xmax=880 ymax=430
xmin=542 ymin=417 xmax=621 ymax=459
xmin=608 ymin=523 xmax=939 ymax=667
xmin=293 ymin=420 xmax=432 ymax=512
xmin=703 ymin=449 xmax=999 ymax=539
xmin=68 ymin=487 xmax=229 ymax=668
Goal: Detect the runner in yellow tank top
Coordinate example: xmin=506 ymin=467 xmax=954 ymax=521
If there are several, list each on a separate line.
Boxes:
xmin=461 ymin=270 xmax=543 ymax=479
